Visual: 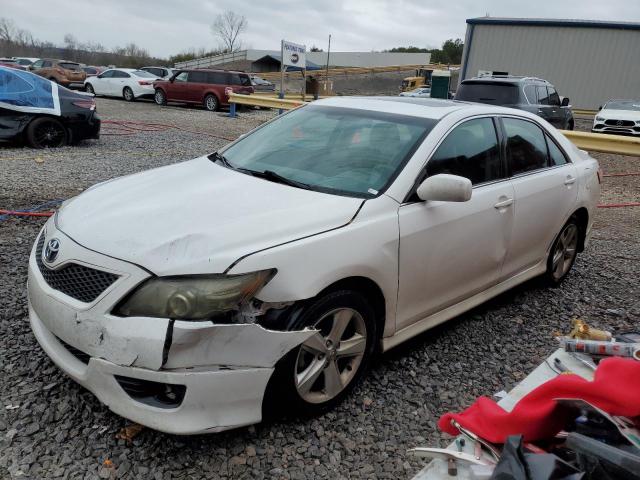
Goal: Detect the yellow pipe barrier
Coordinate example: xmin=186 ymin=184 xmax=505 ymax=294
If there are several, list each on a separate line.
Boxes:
xmin=228 ymin=93 xmax=307 ymax=110
xmin=572 ymin=109 xmax=598 ymax=116
xmin=560 ymin=130 xmax=640 ymax=157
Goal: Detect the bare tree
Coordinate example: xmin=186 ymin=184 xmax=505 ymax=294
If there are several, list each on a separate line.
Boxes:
xmin=0 ymin=17 xmax=17 ymax=42
xmin=211 ymin=11 xmax=247 ymax=52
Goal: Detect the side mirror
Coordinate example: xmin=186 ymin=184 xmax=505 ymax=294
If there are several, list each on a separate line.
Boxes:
xmin=598 ymin=105 xmax=602 ymax=111
xmin=561 ymin=97 xmax=570 ymax=107
xmin=417 ymin=174 xmax=472 ymax=202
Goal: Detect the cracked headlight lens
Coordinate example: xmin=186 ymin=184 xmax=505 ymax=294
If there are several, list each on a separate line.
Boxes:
xmin=116 ymin=270 xmax=275 ymax=320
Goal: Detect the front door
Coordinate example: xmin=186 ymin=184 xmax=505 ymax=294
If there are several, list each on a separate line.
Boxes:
xmin=499 ymin=117 xmax=578 ymax=278
xmin=396 ymin=117 xmax=514 ymax=331
xmin=165 ymin=71 xmax=189 ymax=102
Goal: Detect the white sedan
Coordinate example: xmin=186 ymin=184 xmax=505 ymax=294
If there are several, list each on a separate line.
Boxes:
xmin=84 ymin=68 xmax=156 ymax=101
xmin=400 ymin=87 xmax=431 ymax=98
xmin=592 ymin=99 xmax=640 ymax=136
xmin=28 ymin=97 xmax=600 ymax=434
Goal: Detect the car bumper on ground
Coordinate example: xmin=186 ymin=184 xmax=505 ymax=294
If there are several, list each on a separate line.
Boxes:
xmin=27 ymin=223 xmax=315 ymax=434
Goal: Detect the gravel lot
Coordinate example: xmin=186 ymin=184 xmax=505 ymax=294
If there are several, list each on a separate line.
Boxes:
xmin=0 ymin=101 xmax=638 ymax=479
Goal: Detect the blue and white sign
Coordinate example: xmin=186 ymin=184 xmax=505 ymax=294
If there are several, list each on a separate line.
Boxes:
xmin=281 ymin=40 xmax=306 ymax=69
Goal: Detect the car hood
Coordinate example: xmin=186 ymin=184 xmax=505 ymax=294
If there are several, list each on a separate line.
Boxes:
xmin=57 ymin=156 xmax=364 ymax=275
xmin=597 ymin=109 xmax=640 ymax=122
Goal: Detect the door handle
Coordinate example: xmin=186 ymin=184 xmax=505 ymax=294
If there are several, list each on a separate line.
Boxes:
xmin=494 ymin=198 xmax=513 ymax=209
xmin=564 ymin=176 xmax=576 ymax=185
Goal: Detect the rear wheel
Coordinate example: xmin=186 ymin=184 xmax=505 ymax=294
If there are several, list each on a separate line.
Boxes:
xmin=123 ymin=87 xmax=135 ymax=102
xmin=154 ymin=89 xmax=166 ymax=105
xmin=265 ymin=290 xmax=377 ymax=416
xmin=544 ymin=217 xmax=580 ymax=286
xmin=25 ymin=117 xmax=68 ymax=149
xmin=85 ymin=83 xmax=95 ymax=94
xmin=204 ymin=94 xmax=219 ymax=112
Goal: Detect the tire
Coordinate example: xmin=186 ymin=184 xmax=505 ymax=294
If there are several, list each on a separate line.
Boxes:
xmin=25 ymin=117 xmax=68 ymax=149
xmin=543 ymin=217 xmax=580 ymax=286
xmin=203 ymin=94 xmax=219 ymax=112
xmin=154 ymin=89 xmax=166 ymax=105
xmin=123 ymin=87 xmax=135 ymax=102
xmin=265 ymin=290 xmax=377 ymax=416
xmin=567 ymin=119 xmax=575 ymax=131
xmin=85 ymin=83 xmax=95 ymax=94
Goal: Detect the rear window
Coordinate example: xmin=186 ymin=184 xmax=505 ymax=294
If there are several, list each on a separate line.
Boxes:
xmin=455 ymin=82 xmax=519 ymax=105
xmin=58 ymin=63 xmax=81 ymax=71
xmin=230 ymin=74 xmax=252 ymax=86
xmin=132 ymin=70 xmax=157 ymax=78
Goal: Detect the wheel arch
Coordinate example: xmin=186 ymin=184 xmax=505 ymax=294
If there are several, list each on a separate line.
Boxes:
xmin=571 ymin=207 xmax=589 ymax=253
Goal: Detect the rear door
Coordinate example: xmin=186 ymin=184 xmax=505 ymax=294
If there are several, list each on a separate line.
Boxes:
xmin=186 ymin=70 xmax=208 ymax=103
xmin=499 ymin=116 xmax=578 ymax=278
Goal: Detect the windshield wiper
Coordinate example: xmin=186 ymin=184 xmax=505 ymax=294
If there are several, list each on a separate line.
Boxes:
xmin=249 ymin=169 xmax=312 ymax=190
xmin=209 ymin=151 xmax=233 ymax=168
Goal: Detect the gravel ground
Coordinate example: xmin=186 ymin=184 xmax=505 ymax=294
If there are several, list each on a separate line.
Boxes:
xmin=0 ymin=102 xmax=638 ymax=479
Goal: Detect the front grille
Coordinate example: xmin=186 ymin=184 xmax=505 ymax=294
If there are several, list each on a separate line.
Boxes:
xmin=57 ymin=337 xmax=91 ymax=365
xmin=35 ymin=233 xmax=118 ymax=303
xmin=604 ymin=119 xmax=635 ymax=127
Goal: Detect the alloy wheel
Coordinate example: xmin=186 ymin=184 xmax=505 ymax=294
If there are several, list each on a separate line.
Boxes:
xmin=33 ymin=121 xmax=66 ymax=148
xmin=552 ymin=224 xmax=578 ymax=280
xmin=294 ymin=308 xmax=367 ymax=404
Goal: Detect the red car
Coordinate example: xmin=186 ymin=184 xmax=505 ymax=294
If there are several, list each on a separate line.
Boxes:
xmin=0 ymin=58 xmax=26 ymax=70
xmin=153 ymin=69 xmax=254 ymax=111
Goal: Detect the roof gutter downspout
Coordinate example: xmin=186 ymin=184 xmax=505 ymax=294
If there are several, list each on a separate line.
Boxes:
xmin=460 ymin=23 xmax=475 ymax=83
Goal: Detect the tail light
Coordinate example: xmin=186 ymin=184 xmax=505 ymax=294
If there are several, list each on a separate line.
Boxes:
xmin=72 ymin=100 xmax=96 ymax=110
xmin=225 ymin=87 xmax=234 ymax=97
xmin=138 ymin=81 xmax=153 ymax=85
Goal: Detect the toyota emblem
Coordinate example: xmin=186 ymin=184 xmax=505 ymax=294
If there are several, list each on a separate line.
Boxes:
xmin=44 ymin=238 xmax=61 ymax=263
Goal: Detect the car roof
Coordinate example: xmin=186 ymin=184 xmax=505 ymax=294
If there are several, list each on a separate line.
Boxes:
xmin=462 ymin=76 xmax=550 ymax=85
xmin=313 ymin=96 xmax=525 ymax=120
xmin=185 ymin=68 xmax=247 ymax=74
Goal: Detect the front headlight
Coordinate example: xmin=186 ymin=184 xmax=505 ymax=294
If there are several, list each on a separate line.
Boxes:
xmin=595 ymin=116 xmax=605 ymax=122
xmin=116 ymin=270 xmax=275 ymax=320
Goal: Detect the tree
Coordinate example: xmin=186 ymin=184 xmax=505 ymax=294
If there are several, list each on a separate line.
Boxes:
xmin=211 ymin=11 xmax=247 ymax=53
xmin=387 ymin=46 xmax=429 ymax=53
xmin=440 ymin=38 xmax=464 ymax=64
xmin=310 ymin=45 xmax=323 ymax=52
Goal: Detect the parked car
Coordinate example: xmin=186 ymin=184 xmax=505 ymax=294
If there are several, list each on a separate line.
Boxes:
xmin=140 ymin=66 xmax=177 ymax=79
xmin=84 ymin=68 xmax=156 ymax=101
xmin=455 ymin=76 xmax=575 ymax=130
xmin=81 ymin=66 xmax=104 ymax=77
xmin=592 ymin=99 xmax=640 ymax=136
xmin=153 ymin=69 xmax=254 ymax=111
xmin=29 ymin=59 xmax=87 ymax=88
xmin=0 ymin=58 xmax=26 ymax=70
xmin=399 ymin=86 xmax=431 ymax=98
xmin=12 ymin=57 xmax=40 ymax=67
xmin=0 ymin=66 xmax=100 ymax=148
xmin=28 ymin=97 xmax=600 ymax=434
xmin=250 ymin=75 xmax=276 ymax=92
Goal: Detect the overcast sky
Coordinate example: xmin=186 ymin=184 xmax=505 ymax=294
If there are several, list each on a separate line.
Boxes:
xmin=4 ymin=0 xmax=640 ymax=58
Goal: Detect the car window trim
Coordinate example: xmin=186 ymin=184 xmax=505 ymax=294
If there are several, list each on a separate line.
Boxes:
xmin=498 ymin=115 xmax=573 ymax=179
xmin=402 ymin=114 xmax=509 ymax=203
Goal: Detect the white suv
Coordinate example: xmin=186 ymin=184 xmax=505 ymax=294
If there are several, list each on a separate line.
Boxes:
xmin=28 ymin=97 xmax=601 ymax=434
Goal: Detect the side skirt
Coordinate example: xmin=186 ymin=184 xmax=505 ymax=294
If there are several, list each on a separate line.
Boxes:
xmin=381 ymin=261 xmax=547 ymax=352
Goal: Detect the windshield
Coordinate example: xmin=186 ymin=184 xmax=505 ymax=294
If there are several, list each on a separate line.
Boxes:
xmin=58 ymin=62 xmax=81 ymax=71
xmin=219 ymin=105 xmax=435 ymax=198
xmin=604 ymin=101 xmax=640 ymax=111
xmin=455 ymin=82 xmax=519 ymax=105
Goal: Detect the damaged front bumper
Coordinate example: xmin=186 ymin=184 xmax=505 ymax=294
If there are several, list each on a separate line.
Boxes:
xmin=27 ymin=225 xmax=314 ymax=434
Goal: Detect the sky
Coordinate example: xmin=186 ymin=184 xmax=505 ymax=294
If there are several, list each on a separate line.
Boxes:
xmin=3 ymin=0 xmax=640 ymax=58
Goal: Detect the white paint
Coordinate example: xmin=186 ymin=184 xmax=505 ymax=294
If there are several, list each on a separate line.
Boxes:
xmin=29 ymin=98 xmax=600 ymax=433
xmin=84 ymin=68 xmax=155 ymax=100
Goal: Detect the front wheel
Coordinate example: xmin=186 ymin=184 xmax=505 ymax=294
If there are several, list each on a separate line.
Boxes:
xmin=266 ymin=290 xmax=377 ymax=416
xmin=123 ymin=87 xmax=135 ymax=102
xmin=544 ymin=217 xmax=580 ymax=286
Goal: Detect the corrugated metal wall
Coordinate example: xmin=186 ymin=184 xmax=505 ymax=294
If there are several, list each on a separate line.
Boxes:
xmin=462 ymin=24 xmax=640 ymax=109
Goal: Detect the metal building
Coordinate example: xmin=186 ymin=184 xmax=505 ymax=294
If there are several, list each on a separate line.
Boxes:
xmin=460 ymin=18 xmax=640 ymax=109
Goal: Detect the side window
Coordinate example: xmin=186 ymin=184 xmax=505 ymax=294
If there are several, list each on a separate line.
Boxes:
xmin=523 ymin=85 xmax=537 ymax=104
xmin=503 ymin=118 xmax=548 ymax=175
xmin=100 ymin=70 xmax=114 ymax=78
xmin=536 ymin=86 xmax=549 ymax=105
xmin=230 ymin=74 xmax=242 ymax=85
xmin=426 ymin=118 xmax=502 ymax=185
xmin=174 ymin=72 xmax=188 ymax=82
xmin=239 ymin=74 xmax=252 ymax=86
xmin=548 ymin=87 xmax=561 ymax=106
xmin=32 ymin=60 xmax=43 ymax=68
xmin=547 ymin=135 xmax=568 ymax=166
xmin=188 ymin=71 xmax=207 ymax=83
xmin=43 ymin=60 xmax=52 ymax=67
xmin=207 ymin=72 xmax=227 ymax=84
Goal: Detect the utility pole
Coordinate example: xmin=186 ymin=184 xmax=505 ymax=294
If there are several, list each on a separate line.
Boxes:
xmin=325 ymin=34 xmax=331 ymax=95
